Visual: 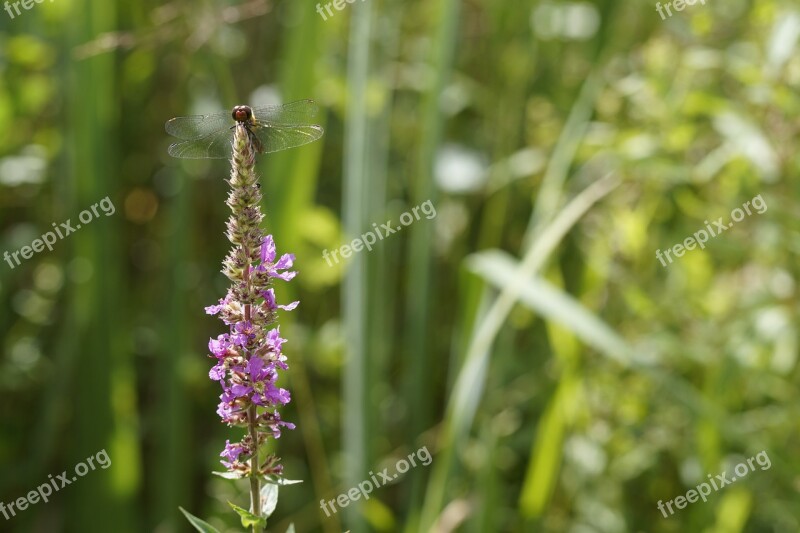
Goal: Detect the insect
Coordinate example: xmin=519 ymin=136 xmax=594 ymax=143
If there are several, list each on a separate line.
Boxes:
xmin=165 ymin=99 xmax=324 ymax=159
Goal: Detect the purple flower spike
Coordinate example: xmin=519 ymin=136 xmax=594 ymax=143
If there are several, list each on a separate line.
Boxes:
xmin=205 ymin=122 xmax=298 ymax=502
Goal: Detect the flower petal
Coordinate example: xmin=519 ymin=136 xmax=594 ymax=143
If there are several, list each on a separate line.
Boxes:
xmin=260 ymin=235 xmax=276 ymax=263
xmin=274 ymin=253 xmax=295 ymax=270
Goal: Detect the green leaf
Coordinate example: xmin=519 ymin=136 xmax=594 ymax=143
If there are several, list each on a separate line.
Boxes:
xmin=212 ymin=471 xmax=303 ymax=485
xmin=466 ymin=250 xmax=635 ymax=365
xmin=418 ymin=175 xmax=621 ymax=531
xmin=519 ymin=374 xmax=578 ymax=517
xmin=211 ymin=470 xmax=246 ymax=480
xmin=260 ymin=483 xmax=279 ymax=518
xmin=179 ymin=507 xmax=221 ymax=533
xmin=262 ymin=475 xmax=303 ymax=486
xmin=228 ymin=501 xmax=268 ymax=529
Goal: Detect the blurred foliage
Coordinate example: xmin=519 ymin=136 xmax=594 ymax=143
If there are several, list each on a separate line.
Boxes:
xmin=1 ymin=0 xmax=799 ymax=532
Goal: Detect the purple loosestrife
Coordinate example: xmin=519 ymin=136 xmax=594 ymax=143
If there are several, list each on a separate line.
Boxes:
xmin=205 ymin=121 xmax=298 ymax=525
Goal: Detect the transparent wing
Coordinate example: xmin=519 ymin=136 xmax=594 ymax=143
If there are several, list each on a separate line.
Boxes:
xmin=167 ymin=129 xmax=233 ymax=159
xmin=250 ymin=99 xmax=320 ymax=126
xmin=165 ymin=100 xmax=323 ymax=157
xmin=165 ymin=111 xmax=231 ymax=140
xmin=251 ymin=124 xmax=325 ymax=154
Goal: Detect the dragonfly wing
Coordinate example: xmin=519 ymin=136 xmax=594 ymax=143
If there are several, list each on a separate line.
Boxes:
xmin=165 ymin=112 xmax=232 ymax=140
xmin=167 ymin=128 xmax=233 ymax=159
xmin=251 ymin=124 xmax=325 ymax=154
xmin=250 ymin=99 xmax=320 ymax=126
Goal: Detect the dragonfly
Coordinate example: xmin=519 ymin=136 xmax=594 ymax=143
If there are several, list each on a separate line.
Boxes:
xmin=165 ymin=99 xmax=324 ymax=159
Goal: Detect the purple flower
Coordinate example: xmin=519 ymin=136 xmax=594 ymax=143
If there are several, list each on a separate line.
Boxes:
xmin=234 ymin=321 xmax=252 ymax=335
xmin=252 ymin=385 xmax=291 ymax=407
xmin=209 ymin=334 xmax=231 ymax=358
xmin=262 ymin=411 xmax=296 ymax=439
xmin=266 ymin=327 xmax=286 ymax=354
xmin=260 ymin=235 xmax=276 ymax=263
xmin=205 ymin=298 xmax=225 ymax=315
xmin=262 ymin=288 xmax=299 ymax=312
xmin=248 ymin=356 xmax=273 ymax=382
xmin=257 ymin=235 xmax=297 ymax=281
xmin=269 ymin=256 xmax=297 ymax=281
xmin=216 ymin=402 xmax=233 ymax=421
xmin=230 ymin=383 xmax=253 ymax=398
xmin=216 ymin=396 xmax=235 ymax=421
xmin=209 ymin=363 xmax=225 ymax=381
xmin=220 ymin=439 xmax=248 ymax=468
xmin=230 ymin=321 xmax=254 ymax=347
xmin=205 ymin=303 xmax=224 ymax=315
xmin=274 ymin=253 xmax=293 ymax=270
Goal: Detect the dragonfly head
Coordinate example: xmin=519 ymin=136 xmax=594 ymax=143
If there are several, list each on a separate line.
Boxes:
xmin=232 ymin=105 xmax=254 ymax=123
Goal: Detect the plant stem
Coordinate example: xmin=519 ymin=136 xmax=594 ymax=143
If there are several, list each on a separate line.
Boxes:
xmin=248 ymin=404 xmax=261 ymax=532
xmin=243 ymin=261 xmax=262 ymax=532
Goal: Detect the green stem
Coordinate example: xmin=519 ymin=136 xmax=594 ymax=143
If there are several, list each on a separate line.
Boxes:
xmin=248 ymin=404 xmax=261 ymax=532
xmin=244 ymin=266 xmax=262 ymax=532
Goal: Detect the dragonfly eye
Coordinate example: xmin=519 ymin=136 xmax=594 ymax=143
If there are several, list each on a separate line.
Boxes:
xmin=231 ymin=105 xmax=253 ymax=123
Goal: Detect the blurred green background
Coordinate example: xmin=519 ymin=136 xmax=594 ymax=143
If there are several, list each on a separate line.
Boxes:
xmin=1 ymin=0 xmax=799 ymax=531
